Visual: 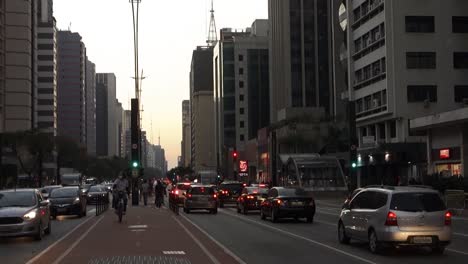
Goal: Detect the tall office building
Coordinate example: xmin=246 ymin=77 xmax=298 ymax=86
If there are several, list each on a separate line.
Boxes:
xmin=85 ymin=58 xmax=96 ymax=155
xmin=116 ymin=100 xmax=124 ymax=157
xmin=96 ymin=73 xmax=117 ymax=157
xmin=2 ymin=0 xmax=37 ymax=132
xmin=36 ymin=0 xmax=57 ymax=136
xmin=346 ymin=0 xmax=468 ymax=184
xmin=57 ymin=30 xmax=86 ymax=145
xmin=123 ymin=109 xmax=131 ymax=158
xmin=191 ymin=46 xmax=216 ymax=173
xmin=181 ymin=100 xmax=191 ymax=167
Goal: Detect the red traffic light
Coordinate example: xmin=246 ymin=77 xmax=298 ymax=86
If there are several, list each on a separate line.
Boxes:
xmin=232 ymin=151 xmax=238 ymax=158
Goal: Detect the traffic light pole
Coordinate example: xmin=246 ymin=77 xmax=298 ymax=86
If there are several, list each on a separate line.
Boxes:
xmin=348 ymin=100 xmax=358 ymax=190
xmin=131 ymin=99 xmax=140 ymax=206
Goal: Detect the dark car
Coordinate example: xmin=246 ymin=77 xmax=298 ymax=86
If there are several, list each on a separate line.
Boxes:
xmin=183 ymin=185 xmax=218 ymax=214
xmin=86 ymin=185 xmax=109 ymax=204
xmin=0 ymin=189 xmax=51 ymax=240
xmin=217 ymin=181 xmax=244 ymax=208
xmin=49 ymin=187 xmax=87 ymax=218
xmin=81 ymin=184 xmax=93 ymax=195
xmin=40 ymin=185 xmax=62 ymax=199
xmin=237 ymin=187 xmax=268 ymax=214
xmin=260 ymin=187 xmax=315 ymax=223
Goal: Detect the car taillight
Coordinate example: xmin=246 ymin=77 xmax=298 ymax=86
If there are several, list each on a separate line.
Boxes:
xmin=308 ymin=200 xmax=315 ymax=206
xmin=276 ymin=199 xmax=284 ymax=206
xmin=247 ymin=195 xmax=254 ymax=199
xmin=175 ymin=190 xmax=179 ymax=195
xmin=445 ymin=211 xmax=452 ymax=226
xmin=187 ymin=193 xmax=192 ymax=199
xmin=385 ymin=211 xmax=398 ymax=226
xmin=213 ymin=194 xmax=217 ymax=199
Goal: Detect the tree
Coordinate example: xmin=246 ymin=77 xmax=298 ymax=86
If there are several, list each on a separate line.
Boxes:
xmin=55 ymin=136 xmax=80 ymax=184
xmin=26 ymin=131 xmax=54 ymax=187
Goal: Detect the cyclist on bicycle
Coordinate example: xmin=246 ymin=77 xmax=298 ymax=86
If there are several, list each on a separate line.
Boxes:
xmin=113 ymin=173 xmax=130 ymax=214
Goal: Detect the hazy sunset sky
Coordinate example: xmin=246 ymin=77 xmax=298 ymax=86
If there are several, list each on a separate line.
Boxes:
xmin=54 ymin=0 xmax=268 ymax=168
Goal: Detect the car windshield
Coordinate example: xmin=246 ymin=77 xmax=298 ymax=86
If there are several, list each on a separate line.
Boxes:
xmin=0 ymin=192 xmax=36 ymax=207
xmin=89 ymin=186 xmax=104 ymax=192
xmin=191 ymin=187 xmax=214 ymax=195
xmin=221 ymin=184 xmax=243 ymax=191
xmin=278 ymin=188 xmax=308 ymax=197
xmin=246 ymin=188 xmax=268 ymax=195
xmin=390 ymin=192 xmax=446 ymax=212
xmin=50 ymin=188 xmax=78 ymax=198
xmin=43 ymin=186 xmax=60 ymax=193
xmin=177 ymin=184 xmax=191 ymax=190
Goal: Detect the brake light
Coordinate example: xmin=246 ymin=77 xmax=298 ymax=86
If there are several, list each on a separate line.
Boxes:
xmin=259 ymin=184 xmax=266 ymax=188
xmin=308 ymin=200 xmax=315 ymax=206
xmin=183 ymin=182 xmax=191 ymax=186
xmin=445 ymin=211 xmax=452 ymax=226
xmin=385 ymin=211 xmax=398 ymax=226
xmin=247 ymin=195 xmax=255 ymax=199
xmin=187 ymin=193 xmax=192 ymax=199
xmin=243 ymin=183 xmax=247 ymax=187
xmin=276 ymin=199 xmax=284 ymax=206
xmin=175 ymin=190 xmax=179 ymax=195
xmin=213 ymin=194 xmax=217 ymax=199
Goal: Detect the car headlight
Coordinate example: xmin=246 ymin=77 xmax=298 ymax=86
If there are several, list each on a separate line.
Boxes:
xmin=102 ymin=194 xmax=105 ymax=197
xmin=88 ymin=194 xmax=92 ymax=197
xmin=73 ymin=198 xmax=81 ymax=204
xmin=23 ymin=210 xmax=37 ymax=220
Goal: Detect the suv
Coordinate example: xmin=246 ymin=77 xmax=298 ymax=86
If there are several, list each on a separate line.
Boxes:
xmin=337 ymin=186 xmax=451 ymax=254
xmin=183 ymin=185 xmax=218 ymax=214
xmin=217 ymin=181 xmax=244 ymax=208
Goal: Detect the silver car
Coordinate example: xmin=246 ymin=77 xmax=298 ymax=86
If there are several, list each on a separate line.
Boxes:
xmin=183 ymin=185 xmax=218 ymax=214
xmin=0 ymin=189 xmax=51 ymax=240
xmin=338 ymin=186 xmax=451 ymax=254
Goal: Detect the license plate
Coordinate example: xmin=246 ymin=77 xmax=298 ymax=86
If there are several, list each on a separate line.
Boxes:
xmin=57 ymin=208 xmax=67 ymax=213
xmin=413 ymin=237 xmax=433 ymax=244
xmin=290 ymin=201 xmax=303 ymax=207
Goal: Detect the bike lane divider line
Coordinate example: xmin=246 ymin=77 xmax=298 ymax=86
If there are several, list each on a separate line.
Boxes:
xmin=219 ymin=209 xmax=377 ymax=264
xmin=447 ymin=248 xmax=468 ymax=255
xmin=25 ymin=214 xmax=98 ymax=264
xmin=179 ymin=214 xmax=247 ymax=264
xmin=172 ymin=216 xmax=221 ymax=264
xmin=51 ymin=215 xmax=105 ymax=264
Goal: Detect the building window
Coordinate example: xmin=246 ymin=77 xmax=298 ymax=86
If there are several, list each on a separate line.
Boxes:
xmin=390 ymin=121 xmax=397 ymax=138
xmin=38 ymin=55 xmax=53 ymax=61
xmin=453 ymin=16 xmax=468 ymax=33
xmin=239 ymin=68 xmax=244 ymax=75
xmin=37 ymin=122 xmax=54 ymax=129
xmin=239 ymin=108 xmax=245 ymax=115
xmin=239 ymin=81 xmax=244 ymax=88
xmin=240 ymin=121 xmax=244 ymax=128
xmin=38 ymin=88 xmax=54 ymax=94
xmin=38 ymin=77 xmax=54 ymax=83
xmin=38 ymin=44 xmax=54 ymax=50
xmin=38 ymin=111 xmax=54 ymax=116
xmin=38 ymin=66 xmax=54 ymax=72
xmin=378 ymin=123 xmax=386 ymax=140
xmin=454 ymin=52 xmax=468 ymax=68
xmin=239 ymin=94 xmax=244 ymax=101
xmin=238 ymin=54 xmax=244 ymax=61
xmin=454 ymin=86 xmax=468 ymax=102
xmin=407 ymin=85 xmax=437 ymax=102
xmin=405 ymin=16 xmax=435 ymax=33
xmin=37 ymin=33 xmax=53 ymax=39
xmin=38 ymin=99 xmax=54 ymax=105
xmin=406 ymin=52 xmax=436 ymax=69
xmin=240 ymin=134 xmax=245 ymax=141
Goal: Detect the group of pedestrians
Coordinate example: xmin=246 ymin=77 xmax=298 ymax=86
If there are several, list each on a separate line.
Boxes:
xmin=140 ymin=179 xmax=166 ymax=208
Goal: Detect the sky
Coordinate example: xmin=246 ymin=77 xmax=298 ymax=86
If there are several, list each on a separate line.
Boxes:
xmin=53 ymin=0 xmax=268 ymax=169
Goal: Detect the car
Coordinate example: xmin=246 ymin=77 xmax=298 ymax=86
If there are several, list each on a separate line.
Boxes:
xmin=81 ymin=184 xmax=93 ymax=195
xmin=183 ymin=185 xmax=218 ymax=214
xmin=237 ymin=187 xmax=269 ymax=214
xmin=0 ymin=189 xmax=51 ymax=240
xmin=260 ymin=187 xmax=315 ymax=223
xmin=169 ymin=182 xmax=191 ymax=206
xmin=49 ymin=186 xmax=87 ymax=218
xmin=40 ymin=185 xmax=62 ymax=199
xmin=217 ymin=181 xmax=244 ymax=208
xmin=86 ymin=185 xmax=109 ymax=204
xmin=337 ymin=186 xmax=451 ymax=254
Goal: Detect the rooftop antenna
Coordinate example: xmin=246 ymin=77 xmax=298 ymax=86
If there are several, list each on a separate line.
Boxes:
xmin=206 ymin=0 xmax=217 ymax=46
xmin=158 ymin=130 xmax=161 ymax=146
xmin=68 ymin=22 xmax=71 ymax=31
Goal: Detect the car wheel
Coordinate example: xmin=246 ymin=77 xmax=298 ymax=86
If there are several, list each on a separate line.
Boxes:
xmin=45 ymin=220 xmax=51 ymax=235
xmin=271 ymin=209 xmax=279 ymax=223
xmin=433 ymin=246 xmax=446 ymax=255
xmin=338 ymin=221 xmax=350 ymax=244
xmin=83 ymin=207 xmax=87 ymax=216
xmin=237 ymin=204 xmax=241 ymax=214
xmin=35 ymin=222 xmax=44 ymax=241
xmin=368 ymin=229 xmax=382 ymax=254
xmin=212 ymin=208 xmax=218 ymax=214
xmin=306 ymin=217 xmax=314 ymax=223
xmin=185 ymin=209 xmax=191 ymax=214
xmin=219 ymin=202 xmax=224 ymax=208
xmin=242 ymin=206 xmax=248 ymax=215
xmin=260 ymin=208 xmax=266 ymax=220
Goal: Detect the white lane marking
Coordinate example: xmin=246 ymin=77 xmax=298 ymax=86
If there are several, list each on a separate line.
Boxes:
xmin=454 ymin=232 xmax=468 ymax=237
xmin=453 ymin=216 xmax=468 ymax=222
xmin=130 ymin=230 xmax=146 ymax=232
xmin=179 ymin=214 xmax=247 ymax=264
xmin=219 ymin=209 xmax=376 ymax=264
xmin=316 ymin=210 xmax=340 ymax=217
xmin=163 ymin=251 xmax=186 ymax=255
xmin=51 ymin=216 xmax=104 ymax=264
xmin=447 ymin=248 xmax=468 ymax=255
xmin=172 ymin=216 xmax=221 ymax=264
xmin=25 ymin=215 xmax=96 ymax=264
xmin=315 ymin=220 xmax=337 ymax=227
xmin=128 ymin=225 xmax=148 ymax=229
xmin=88 ymin=209 xmax=96 ymax=214
xmin=315 ymin=201 xmax=344 ymax=208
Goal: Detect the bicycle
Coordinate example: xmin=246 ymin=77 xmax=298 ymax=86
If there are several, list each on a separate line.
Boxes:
xmin=115 ymin=191 xmax=125 ymax=223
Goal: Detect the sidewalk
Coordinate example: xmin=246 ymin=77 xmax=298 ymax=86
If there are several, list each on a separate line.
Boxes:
xmin=30 ymin=205 xmax=240 ymax=264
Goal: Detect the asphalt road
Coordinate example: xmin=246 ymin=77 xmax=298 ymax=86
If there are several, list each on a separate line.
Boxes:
xmin=182 ymin=201 xmax=468 ymax=264
xmin=0 ymin=205 xmax=97 ymax=264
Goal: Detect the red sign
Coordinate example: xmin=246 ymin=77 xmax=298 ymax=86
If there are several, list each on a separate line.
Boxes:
xmin=239 ymin=160 xmax=248 ymax=173
xmin=440 ymin=149 xmax=450 ymax=159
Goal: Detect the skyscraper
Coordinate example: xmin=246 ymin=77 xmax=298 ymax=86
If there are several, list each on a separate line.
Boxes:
xmin=181 ymin=100 xmax=191 ymax=167
xmin=85 ymin=58 xmax=96 ymax=155
xmin=96 ymin=73 xmax=117 ymax=157
xmin=57 ymin=30 xmax=86 ymax=145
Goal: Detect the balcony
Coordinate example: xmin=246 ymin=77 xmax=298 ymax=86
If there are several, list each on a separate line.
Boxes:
xmin=352 ymin=0 xmax=384 ymax=30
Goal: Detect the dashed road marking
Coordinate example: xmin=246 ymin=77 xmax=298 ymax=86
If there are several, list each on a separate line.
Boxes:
xmin=454 ymin=232 xmax=468 ymax=237
xmin=447 ymin=248 xmax=468 ymax=255
xmin=128 ymin=225 xmax=148 ymax=229
xmin=163 ymin=251 xmax=186 ymax=255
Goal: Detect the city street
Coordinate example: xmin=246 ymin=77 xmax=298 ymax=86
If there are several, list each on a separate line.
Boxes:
xmin=3 ymin=198 xmax=466 ymax=264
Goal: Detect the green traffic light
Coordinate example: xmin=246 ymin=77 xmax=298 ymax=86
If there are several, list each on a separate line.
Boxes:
xmin=132 ymin=161 xmax=139 ymax=168
xmin=351 ymin=162 xmax=357 ymax=168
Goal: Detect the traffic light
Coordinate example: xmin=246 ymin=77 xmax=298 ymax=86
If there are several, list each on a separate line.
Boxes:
xmin=132 ymin=161 xmax=139 ymax=168
xmin=351 ymin=162 xmax=357 ymax=169
xmin=232 ymin=150 xmax=238 ymax=160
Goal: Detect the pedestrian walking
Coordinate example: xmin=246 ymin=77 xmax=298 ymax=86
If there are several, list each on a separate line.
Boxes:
xmin=141 ymin=180 xmax=150 ymax=206
xmin=154 ymin=179 xmax=165 ymax=209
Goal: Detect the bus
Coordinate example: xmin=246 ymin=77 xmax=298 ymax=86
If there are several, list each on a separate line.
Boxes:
xmin=61 ymin=173 xmax=83 ymax=186
xmin=197 ymin=170 xmax=218 ymax=185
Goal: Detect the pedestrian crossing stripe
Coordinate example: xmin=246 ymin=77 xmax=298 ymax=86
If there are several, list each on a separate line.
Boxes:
xmin=163 ymin=251 xmax=186 ymax=255
xmin=128 ymin=225 xmax=148 ymax=229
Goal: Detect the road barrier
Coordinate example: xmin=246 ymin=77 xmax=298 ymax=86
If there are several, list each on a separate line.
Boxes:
xmin=445 ymin=189 xmax=466 ymax=215
xmin=96 ymin=195 xmax=109 ymax=216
